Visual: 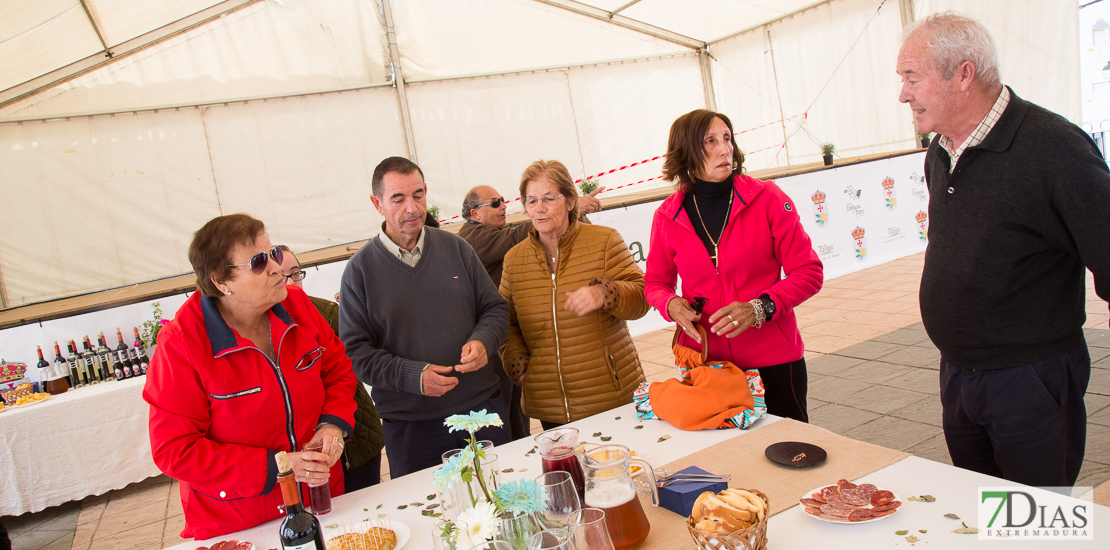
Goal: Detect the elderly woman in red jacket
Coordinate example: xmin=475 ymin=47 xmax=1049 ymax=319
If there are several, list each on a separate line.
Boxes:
xmin=144 ymin=214 xmax=357 ymax=540
xmin=645 ymin=109 xmax=823 ymax=422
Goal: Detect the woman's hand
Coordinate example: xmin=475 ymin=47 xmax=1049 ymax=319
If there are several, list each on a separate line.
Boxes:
xmin=287 ymin=450 xmax=332 ymax=484
xmin=708 ymin=301 xmax=756 ymax=338
xmin=306 ymin=423 xmax=345 ymax=467
xmin=565 ymin=285 xmax=604 ymax=316
xmin=667 ymin=297 xmax=703 ymax=343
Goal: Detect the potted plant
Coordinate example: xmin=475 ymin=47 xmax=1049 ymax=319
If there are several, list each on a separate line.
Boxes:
xmin=918 ymin=131 xmax=932 ymax=148
xmin=820 ymin=143 xmax=835 ymax=166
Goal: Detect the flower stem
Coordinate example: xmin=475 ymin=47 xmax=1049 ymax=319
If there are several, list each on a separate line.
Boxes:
xmin=469 ymin=435 xmax=494 ymax=504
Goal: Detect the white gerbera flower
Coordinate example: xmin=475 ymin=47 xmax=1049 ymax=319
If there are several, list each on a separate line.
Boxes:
xmin=456 ymin=501 xmax=499 ymax=545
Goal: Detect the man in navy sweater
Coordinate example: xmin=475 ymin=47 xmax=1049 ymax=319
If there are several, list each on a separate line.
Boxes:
xmin=898 ymin=12 xmax=1110 ymax=487
xmin=339 ymin=157 xmax=511 ymax=478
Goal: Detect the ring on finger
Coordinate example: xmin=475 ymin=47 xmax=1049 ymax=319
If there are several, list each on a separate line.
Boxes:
xmin=726 ymin=313 xmax=735 ymax=322
xmin=732 ymin=319 xmax=739 ymax=327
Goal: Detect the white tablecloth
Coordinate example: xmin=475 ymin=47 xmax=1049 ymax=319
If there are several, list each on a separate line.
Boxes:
xmin=159 ymin=403 xmax=1110 ymax=549
xmin=0 ymin=377 xmax=161 ymax=515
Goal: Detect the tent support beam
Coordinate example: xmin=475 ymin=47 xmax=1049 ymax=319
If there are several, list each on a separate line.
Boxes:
xmin=609 ymin=0 xmax=643 ymax=17
xmin=699 ymin=49 xmax=717 ymax=111
xmin=0 ymin=0 xmax=264 ymax=111
xmin=708 ymin=1 xmax=834 ymax=45
xmin=532 ymin=0 xmax=704 ymax=49
xmin=77 ymin=0 xmax=112 ymax=56
xmin=381 ymin=0 xmax=419 ymax=164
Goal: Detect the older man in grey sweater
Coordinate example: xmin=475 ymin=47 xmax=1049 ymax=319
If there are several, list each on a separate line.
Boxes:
xmin=339 ymin=157 xmax=511 ymax=478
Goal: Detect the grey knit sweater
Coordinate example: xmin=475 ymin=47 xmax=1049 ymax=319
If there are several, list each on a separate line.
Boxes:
xmin=338 ymin=227 xmax=509 ymax=420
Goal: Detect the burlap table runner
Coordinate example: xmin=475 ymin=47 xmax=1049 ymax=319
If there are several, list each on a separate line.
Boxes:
xmin=637 ymin=418 xmax=909 ymax=549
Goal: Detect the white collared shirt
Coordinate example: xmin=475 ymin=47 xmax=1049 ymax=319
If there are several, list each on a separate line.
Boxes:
xmin=378 ymin=224 xmax=425 ymax=267
xmin=938 ymin=86 xmax=1010 ymax=173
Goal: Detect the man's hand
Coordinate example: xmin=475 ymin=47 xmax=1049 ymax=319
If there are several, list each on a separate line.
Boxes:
xmin=455 ymin=340 xmax=488 ymax=373
xmin=667 ymin=297 xmax=703 ymax=343
xmin=577 ymin=186 xmax=605 ymax=214
xmin=565 ymin=285 xmax=605 ymax=316
xmin=422 ymin=364 xmax=459 ymax=397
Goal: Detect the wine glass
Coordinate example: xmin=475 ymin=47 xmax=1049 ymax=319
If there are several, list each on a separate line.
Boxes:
xmin=535 ymin=471 xmax=582 ymax=528
xmin=464 ymin=541 xmax=513 ymax=550
xmin=569 ymin=508 xmax=615 ymax=550
xmin=528 ymin=529 xmax=571 ymax=550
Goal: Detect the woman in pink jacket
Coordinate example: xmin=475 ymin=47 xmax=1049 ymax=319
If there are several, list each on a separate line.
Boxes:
xmin=645 ymin=109 xmax=823 ymax=422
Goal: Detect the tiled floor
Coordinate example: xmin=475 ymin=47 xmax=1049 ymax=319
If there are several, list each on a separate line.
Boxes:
xmin=5 ymin=252 xmax=1110 ymax=550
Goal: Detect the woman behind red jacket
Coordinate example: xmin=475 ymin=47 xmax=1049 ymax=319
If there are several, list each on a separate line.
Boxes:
xmin=144 ymin=214 xmax=357 ymax=539
xmin=644 ymin=109 xmax=823 ymax=422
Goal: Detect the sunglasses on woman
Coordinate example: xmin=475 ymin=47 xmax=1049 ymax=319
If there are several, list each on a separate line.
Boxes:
xmin=227 ymin=246 xmax=283 ymax=274
xmin=479 ymin=197 xmax=505 ymax=208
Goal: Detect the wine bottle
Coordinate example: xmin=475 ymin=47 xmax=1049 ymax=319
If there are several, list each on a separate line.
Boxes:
xmin=132 ymin=327 xmax=150 ymax=376
xmin=49 ymin=342 xmax=71 ymax=394
xmin=35 ymin=345 xmax=50 ymax=386
xmin=68 ymin=340 xmax=87 ymax=387
xmin=276 ymin=452 xmax=326 ymax=550
xmin=81 ymin=337 xmax=102 ymax=384
xmin=115 ymin=328 xmax=134 ymax=378
xmin=97 ymin=333 xmax=118 ymax=382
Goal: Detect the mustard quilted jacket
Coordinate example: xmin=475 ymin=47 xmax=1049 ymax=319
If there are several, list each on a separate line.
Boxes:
xmin=499 ymin=220 xmax=649 ymax=423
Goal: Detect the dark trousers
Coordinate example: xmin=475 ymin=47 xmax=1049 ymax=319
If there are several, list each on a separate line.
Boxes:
xmin=381 ymin=393 xmax=511 ymax=479
xmin=940 ymin=343 xmax=1090 ymax=487
xmin=343 ymin=452 xmax=382 ymax=493
xmin=539 ymin=420 xmax=564 ymax=432
xmin=0 ymin=517 xmax=9 ymax=550
xmin=755 ymin=358 xmax=809 ymax=423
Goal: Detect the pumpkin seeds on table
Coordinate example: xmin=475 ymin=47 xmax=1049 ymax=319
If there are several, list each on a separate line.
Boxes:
xmin=601 ymin=436 xmax=612 ymax=442
xmin=895 ymin=530 xmax=908 ymax=536
xmin=519 ymin=468 xmax=528 ymax=472
xmin=593 ymin=432 xmax=602 ymax=437
xmin=615 ymin=416 xmax=621 ymax=420
xmin=657 ymin=435 xmax=671 ymax=442
xmin=502 ymin=468 xmax=514 ymax=473
xmin=634 ymin=425 xmax=644 ymax=430
xmin=944 ymin=513 xmax=960 ymax=519
xmin=919 ymin=530 xmax=927 ymax=534
xmin=397 ymin=505 xmax=408 ymax=510
xmin=953 ymin=522 xmax=979 ymax=534
xmin=427 ymin=494 xmax=436 ymax=500
xmin=376 ymin=504 xmax=383 ymax=509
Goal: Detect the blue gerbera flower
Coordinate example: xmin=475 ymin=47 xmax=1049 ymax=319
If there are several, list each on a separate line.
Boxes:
xmin=433 ymin=445 xmax=475 ymax=491
xmin=493 ymin=479 xmax=548 ymax=516
xmin=444 ymin=409 xmax=504 ymax=434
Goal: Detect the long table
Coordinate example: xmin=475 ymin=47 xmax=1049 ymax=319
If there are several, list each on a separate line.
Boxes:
xmin=0 ymin=377 xmax=161 ymax=516
xmin=161 ymin=403 xmax=1109 ymax=548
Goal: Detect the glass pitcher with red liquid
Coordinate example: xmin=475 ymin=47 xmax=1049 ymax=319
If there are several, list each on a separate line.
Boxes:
xmin=534 ymin=427 xmax=586 ymax=503
xmin=581 ymin=445 xmax=658 ymax=550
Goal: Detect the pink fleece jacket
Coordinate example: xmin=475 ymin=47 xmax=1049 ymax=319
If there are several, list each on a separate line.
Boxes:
xmin=644 ymin=174 xmax=823 ymax=368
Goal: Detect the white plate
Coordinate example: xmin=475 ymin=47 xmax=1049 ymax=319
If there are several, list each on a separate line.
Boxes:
xmin=14 ymin=395 xmax=50 ymax=408
xmin=325 ymin=519 xmax=410 ymax=550
xmin=799 ymin=484 xmax=900 ymax=524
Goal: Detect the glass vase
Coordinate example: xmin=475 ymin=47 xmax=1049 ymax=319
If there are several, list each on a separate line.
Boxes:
xmin=440 ymin=451 xmax=501 ymax=521
xmin=497 ymin=511 xmax=544 ymax=550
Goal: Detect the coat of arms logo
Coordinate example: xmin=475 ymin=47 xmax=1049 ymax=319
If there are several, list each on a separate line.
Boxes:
xmin=852 ymin=226 xmax=867 ymax=262
xmin=811 ymin=190 xmax=828 ymax=228
xmin=916 ymin=211 xmax=928 ymax=242
xmin=882 ymin=176 xmax=897 ymax=211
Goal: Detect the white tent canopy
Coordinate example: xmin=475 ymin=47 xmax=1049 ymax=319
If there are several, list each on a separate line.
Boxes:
xmin=0 ymin=0 xmax=1080 ymax=308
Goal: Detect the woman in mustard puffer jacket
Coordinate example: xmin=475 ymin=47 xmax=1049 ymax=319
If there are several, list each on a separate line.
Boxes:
xmin=499 ymin=160 xmax=649 ymax=429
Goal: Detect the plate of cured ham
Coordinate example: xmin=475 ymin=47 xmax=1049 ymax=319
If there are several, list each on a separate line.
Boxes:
xmin=799 ymin=479 xmax=902 ymax=523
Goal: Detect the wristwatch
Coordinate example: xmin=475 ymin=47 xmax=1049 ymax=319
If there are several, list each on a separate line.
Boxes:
xmin=758 ymin=294 xmax=776 ymax=322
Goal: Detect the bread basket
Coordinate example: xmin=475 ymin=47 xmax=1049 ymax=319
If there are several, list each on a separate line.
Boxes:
xmin=685 ymin=489 xmax=769 ymax=550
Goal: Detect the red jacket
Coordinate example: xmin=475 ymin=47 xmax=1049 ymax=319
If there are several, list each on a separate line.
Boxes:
xmin=645 ymin=174 xmax=823 ymax=368
xmin=144 ymin=286 xmax=357 ymax=540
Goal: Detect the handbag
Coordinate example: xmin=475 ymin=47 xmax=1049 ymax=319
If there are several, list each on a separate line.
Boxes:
xmin=634 ymin=325 xmax=766 ymax=430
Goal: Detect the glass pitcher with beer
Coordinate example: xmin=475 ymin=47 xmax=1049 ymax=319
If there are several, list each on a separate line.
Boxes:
xmin=581 ymin=445 xmax=658 ymax=550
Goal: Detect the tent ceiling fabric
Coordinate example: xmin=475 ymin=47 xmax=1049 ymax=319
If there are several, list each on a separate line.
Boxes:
xmin=0 ymin=0 xmax=1082 ymax=308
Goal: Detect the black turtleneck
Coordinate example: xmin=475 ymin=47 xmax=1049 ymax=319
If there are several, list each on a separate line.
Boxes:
xmin=682 ymin=177 xmax=733 ymax=263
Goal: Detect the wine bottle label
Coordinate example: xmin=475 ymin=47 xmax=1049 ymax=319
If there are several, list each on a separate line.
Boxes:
xmin=282 ymin=542 xmax=317 ymax=550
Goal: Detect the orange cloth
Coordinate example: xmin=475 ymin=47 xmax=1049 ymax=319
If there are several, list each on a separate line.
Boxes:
xmin=647 ymin=344 xmax=756 ymax=431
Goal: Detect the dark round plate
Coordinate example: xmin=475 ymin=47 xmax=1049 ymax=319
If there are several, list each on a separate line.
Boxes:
xmin=765 ymin=441 xmax=827 ymax=467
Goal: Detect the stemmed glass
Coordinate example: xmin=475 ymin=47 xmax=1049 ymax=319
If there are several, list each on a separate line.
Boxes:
xmin=528 ymin=529 xmax=572 ymax=550
xmin=535 ymin=471 xmax=582 ymax=528
xmin=569 ymin=508 xmax=615 ymax=550
xmin=464 ymin=541 xmax=513 ymax=550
